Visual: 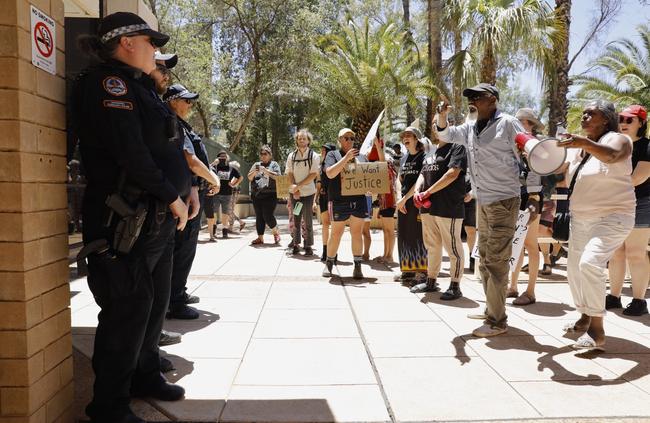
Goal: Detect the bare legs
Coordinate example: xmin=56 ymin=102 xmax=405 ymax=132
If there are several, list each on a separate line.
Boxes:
xmin=609 ymin=228 xmax=650 ymax=299
xmin=509 ymin=216 xmax=541 ymax=298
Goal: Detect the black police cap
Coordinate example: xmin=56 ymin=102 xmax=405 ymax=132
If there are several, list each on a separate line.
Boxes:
xmin=163 ymin=84 xmax=199 ymax=102
xmin=98 ymin=12 xmax=169 ymax=47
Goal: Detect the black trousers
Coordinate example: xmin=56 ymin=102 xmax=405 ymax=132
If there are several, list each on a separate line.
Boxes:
xmin=169 ymin=192 xmax=204 ymax=307
xmin=86 ymin=213 xmax=176 ymax=418
xmin=252 ymin=194 xmax=278 ymax=235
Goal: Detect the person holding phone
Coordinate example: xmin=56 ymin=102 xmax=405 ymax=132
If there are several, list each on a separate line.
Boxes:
xmin=555 ymin=100 xmax=634 ymax=351
xmin=248 ymin=145 xmax=282 ymax=245
xmin=209 ymin=151 xmax=242 ymax=239
xmin=322 ymin=128 xmax=368 ymax=279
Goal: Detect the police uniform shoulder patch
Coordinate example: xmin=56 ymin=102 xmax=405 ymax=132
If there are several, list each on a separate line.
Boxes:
xmin=103 ymin=99 xmax=133 ymax=110
xmin=102 ymin=76 xmax=128 ymax=96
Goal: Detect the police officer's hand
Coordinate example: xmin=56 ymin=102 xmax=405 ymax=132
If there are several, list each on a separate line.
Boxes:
xmin=170 ymin=197 xmax=189 ymax=230
xmin=187 ymin=186 xmax=200 ymax=220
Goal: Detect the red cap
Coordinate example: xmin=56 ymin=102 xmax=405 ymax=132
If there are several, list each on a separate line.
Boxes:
xmin=620 ymin=105 xmax=647 ymax=121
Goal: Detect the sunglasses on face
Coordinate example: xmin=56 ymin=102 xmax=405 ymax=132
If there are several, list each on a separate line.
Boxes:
xmin=619 ymin=116 xmax=636 ymax=124
xmin=467 ymin=93 xmax=489 ymax=102
xmin=183 ymin=99 xmax=193 ymax=105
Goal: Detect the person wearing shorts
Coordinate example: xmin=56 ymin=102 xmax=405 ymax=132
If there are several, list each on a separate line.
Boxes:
xmin=209 ymin=151 xmax=242 ymax=240
xmin=322 ymin=128 xmax=368 ymax=279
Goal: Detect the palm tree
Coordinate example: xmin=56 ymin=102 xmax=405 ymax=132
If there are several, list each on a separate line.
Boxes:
xmin=546 ymin=0 xmax=571 ymax=137
xmin=572 ymin=25 xmax=650 ymax=113
xmin=444 ymin=0 xmax=563 ymax=86
xmin=311 ymin=18 xmax=434 ymax=141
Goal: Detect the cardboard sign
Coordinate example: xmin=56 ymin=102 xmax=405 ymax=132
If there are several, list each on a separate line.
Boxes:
xmin=471 ymin=209 xmax=530 ymax=273
xmin=275 ymin=175 xmax=291 ymax=199
xmin=31 ymin=6 xmax=56 ymax=75
xmin=341 ymin=162 xmax=390 ymax=196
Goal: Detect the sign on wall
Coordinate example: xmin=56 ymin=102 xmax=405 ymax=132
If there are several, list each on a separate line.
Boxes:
xmin=341 ymin=162 xmax=390 ymax=196
xmin=31 ymin=5 xmax=56 ymax=75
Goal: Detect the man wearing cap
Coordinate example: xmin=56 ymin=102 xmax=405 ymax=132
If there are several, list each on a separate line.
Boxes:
xmin=437 ymin=83 xmax=526 ymax=337
xmin=322 ymin=128 xmax=368 ymax=279
xmin=73 ymin=12 xmax=189 ymax=422
xmin=150 ymin=50 xmax=178 ymax=95
xmin=164 ymin=84 xmax=220 ymax=320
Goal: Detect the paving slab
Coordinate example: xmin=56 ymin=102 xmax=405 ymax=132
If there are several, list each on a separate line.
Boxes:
xmin=375 ymin=356 xmax=540 ymax=421
xmin=349 ymin=297 xmax=441 ymax=322
xmin=253 ymin=308 xmax=359 ymax=338
xmin=191 ymin=280 xmax=272 ymax=299
xmin=161 ymin=322 xmax=255 ymax=359
xmin=234 ymin=338 xmax=376 ymax=385
xmin=221 ymin=385 xmax=390 ymax=422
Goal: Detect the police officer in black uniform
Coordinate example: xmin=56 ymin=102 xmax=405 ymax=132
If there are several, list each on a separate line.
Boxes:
xmin=164 ymin=84 xmax=213 ymax=319
xmin=72 ymin=12 xmax=191 ymax=423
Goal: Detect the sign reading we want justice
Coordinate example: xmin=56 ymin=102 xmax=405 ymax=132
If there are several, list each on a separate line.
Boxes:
xmin=341 ymin=162 xmax=390 ymax=196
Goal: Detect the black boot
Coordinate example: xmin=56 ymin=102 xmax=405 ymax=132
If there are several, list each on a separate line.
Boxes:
xmin=353 ymin=261 xmax=364 ymax=279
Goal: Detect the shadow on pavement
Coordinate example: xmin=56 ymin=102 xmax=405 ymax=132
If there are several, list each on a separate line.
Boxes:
xmin=420 ymin=293 xmax=479 ymax=309
xmin=509 ymin=301 xmax=575 ymax=317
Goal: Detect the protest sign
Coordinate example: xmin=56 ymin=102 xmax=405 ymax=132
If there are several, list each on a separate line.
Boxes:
xmin=275 ymin=175 xmax=291 ymax=199
xmin=341 ymin=162 xmax=390 ymax=196
xmin=471 ymin=209 xmax=530 ymax=273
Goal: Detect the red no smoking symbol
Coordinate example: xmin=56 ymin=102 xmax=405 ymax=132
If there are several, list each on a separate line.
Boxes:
xmin=34 ymin=22 xmax=53 ymax=58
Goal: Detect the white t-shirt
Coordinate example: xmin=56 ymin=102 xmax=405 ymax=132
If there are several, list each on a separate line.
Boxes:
xmin=285 ymin=148 xmax=320 ymax=197
xmin=569 ymin=131 xmax=636 ymax=219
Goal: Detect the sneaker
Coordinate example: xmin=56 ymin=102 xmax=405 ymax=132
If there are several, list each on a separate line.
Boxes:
xmin=322 ymin=260 xmax=334 ymax=277
xmin=605 ymin=294 xmax=622 ymax=310
xmin=158 ymin=330 xmax=182 ymax=346
xmin=472 ymin=324 xmax=508 ymax=338
xmin=166 ymin=305 xmax=199 ymax=320
xmin=623 ymin=298 xmax=649 ymax=316
xmin=410 ymin=279 xmax=439 ymax=293
xmin=353 ymin=262 xmax=364 ymax=279
xmin=304 ymin=247 xmax=314 ymax=256
xmin=440 ymin=286 xmax=462 ymax=300
xmin=183 ymin=293 xmax=200 ymax=304
xmin=394 ymin=272 xmax=415 ymax=282
xmin=222 ymin=228 xmax=229 ymax=239
xmin=292 ymin=245 xmax=300 ymax=255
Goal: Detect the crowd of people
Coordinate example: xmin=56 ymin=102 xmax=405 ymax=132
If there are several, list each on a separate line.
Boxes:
xmin=70 ymin=11 xmax=649 ymax=423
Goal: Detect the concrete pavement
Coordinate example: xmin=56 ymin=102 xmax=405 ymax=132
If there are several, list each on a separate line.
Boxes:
xmin=70 ymin=217 xmax=650 ymax=422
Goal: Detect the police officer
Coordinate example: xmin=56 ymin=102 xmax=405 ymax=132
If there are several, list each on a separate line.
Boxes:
xmin=164 ymin=84 xmax=215 ymax=319
xmin=72 ymin=12 xmax=191 ymax=423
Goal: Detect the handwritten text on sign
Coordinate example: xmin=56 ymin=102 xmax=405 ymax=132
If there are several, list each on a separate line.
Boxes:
xmin=341 ymin=162 xmax=390 ymax=196
xmin=275 ymin=175 xmax=291 ymax=199
xmin=470 ymin=210 xmax=530 ymax=273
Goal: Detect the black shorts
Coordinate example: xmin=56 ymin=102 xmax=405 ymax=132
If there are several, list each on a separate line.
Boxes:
xmin=330 ymin=198 xmax=368 ymax=222
xmin=463 ymin=199 xmax=476 ymax=227
xmin=319 ymin=194 xmax=329 ymax=214
xmin=379 ymin=207 xmax=396 ymax=218
xmin=204 ymin=195 xmax=215 ymax=218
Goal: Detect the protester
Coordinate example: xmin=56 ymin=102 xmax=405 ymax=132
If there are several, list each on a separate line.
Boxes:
xmin=322 ymin=128 xmax=368 ymax=279
xmin=249 ymin=145 xmax=282 ymax=245
xmin=410 ymin=134 xmax=468 ymax=300
xmin=558 ymin=100 xmax=634 ymax=351
xmin=606 ymin=105 xmax=650 ymax=316
xmin=537 ymin=174 xmax=565 ymax=275
xmin=286 ymin=129 xmax=320 ymax=255
xmin=437 ymin=84 xmax=528 ymax=338
xmin=370 ymin=139 xmax=397 ymax=264
xmin=227 ymin=161 xmax=246 ymax=232
xmin=210 ymin=151 xmax=243 ymax=240
xmin=507 ymin=108 xmax=544 ymax=306
xmin=394 ymin=127 xmax=428 ymax=283
xmin=316 ymin=143 xmax=337 ymax=261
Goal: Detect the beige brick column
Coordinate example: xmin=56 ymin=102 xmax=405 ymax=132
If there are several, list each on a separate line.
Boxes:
xmin=0 ymin=1 xmax=73 ymax=422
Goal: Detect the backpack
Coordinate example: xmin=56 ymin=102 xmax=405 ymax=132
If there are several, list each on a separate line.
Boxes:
xmin=290 ymin=148 xmax=315 ymax=171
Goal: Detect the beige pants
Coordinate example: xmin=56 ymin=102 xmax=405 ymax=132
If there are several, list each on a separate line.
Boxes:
xmin=477 ymin=197 xmax=520 ymax=328
xmin=421 ymin=214 xmax=464 ymax=282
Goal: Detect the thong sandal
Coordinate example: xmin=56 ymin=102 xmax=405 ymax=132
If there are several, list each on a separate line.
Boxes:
xmin=563 ymin=322 xmax=589 ymax=333
xmin=513 ymin=292 xmax=536 ymax=306
xmin=572 ymin=335 xmax=605 ymax=352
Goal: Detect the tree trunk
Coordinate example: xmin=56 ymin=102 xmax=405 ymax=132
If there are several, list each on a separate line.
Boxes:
xmin=402 ymin=0 xmax=415 ymax=125
xmin=426 ymin=0 xmax=443 ymax=138
xmin=195 ymin=101 xmax=210 ymax=137
xmin=230 ymin=59 xmax=262 ymax=153
xmin=547 ymin=0 xmax=572 ymax=136
xmin=270 ymin=96 xmax=283 ymax=161
xmin=480 ymin=41 xmax=497 ymax=85
xmin=452 ymin=31 xmax=463 ymax=124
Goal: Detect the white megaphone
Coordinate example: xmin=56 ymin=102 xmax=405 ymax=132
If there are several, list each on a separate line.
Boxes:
xmin=515 ymin=133 xmax=567 ymax=176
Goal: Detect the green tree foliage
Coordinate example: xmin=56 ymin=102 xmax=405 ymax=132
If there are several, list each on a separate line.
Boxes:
xmin=310 ymin=18 xmax=434 ymax=142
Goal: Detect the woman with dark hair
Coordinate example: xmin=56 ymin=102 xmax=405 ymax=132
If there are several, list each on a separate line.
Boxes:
xmin=248 ymin=145 xmax=282 ymax=245
xmin=557 ymin=100 xmax=635 ymax=351
xmin=607 ymin=105 xmax=650 ymax=315
xmin=394 ymin=127 xmax=428 ymax=284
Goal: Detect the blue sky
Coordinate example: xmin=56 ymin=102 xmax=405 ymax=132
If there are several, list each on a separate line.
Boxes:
xmin=520 ymin=0 xmax=650 ymax=97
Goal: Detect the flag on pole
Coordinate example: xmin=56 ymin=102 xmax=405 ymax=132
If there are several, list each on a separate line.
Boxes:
xmin=359 ymin=109 xmax=385 ymax=156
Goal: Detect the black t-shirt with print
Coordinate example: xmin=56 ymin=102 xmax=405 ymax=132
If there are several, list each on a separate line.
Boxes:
xmin=400 ymin=150 xmax=424 ymax=197
xmin=421 ymin=143 xmax=467 ymax=218
xmin=633 ymin=137 xmax=650 ymax=199
xmin=214 ymin=162 xmax=241 ymax=196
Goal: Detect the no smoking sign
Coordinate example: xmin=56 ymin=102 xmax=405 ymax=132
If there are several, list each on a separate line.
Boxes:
xmin=30 ymin=5 xmax=56 ymax=75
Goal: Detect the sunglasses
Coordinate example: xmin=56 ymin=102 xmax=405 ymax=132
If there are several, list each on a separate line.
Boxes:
xmin=183 ymin=99 xmax=193 ymax=104
xmin=619 ymin=116 xmax=636 ymax=124
xmin=467 ymin=93 xmax=489 ymax=101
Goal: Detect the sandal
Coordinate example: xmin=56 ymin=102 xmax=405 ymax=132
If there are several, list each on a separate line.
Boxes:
xmin=273 ymin=233 xmax=281 ymax=244
xmin=250 ymin=238 xmax=263 ymax=245
xmin=563 ymin=322 xmax=589 ymax=333
xmin=572 ymin=335 xmax=605 ymax=352
xmin=539 ymin=264 xmax=552 ymax=276
xmin=506 ymin=288 xmax=519 ymax=298
xmin=512 ymin=292 xmax=536 ymax=306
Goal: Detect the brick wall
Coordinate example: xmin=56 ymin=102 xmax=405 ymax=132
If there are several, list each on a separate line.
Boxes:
xmin=0 ymin=1 xmax=72 ymax=422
